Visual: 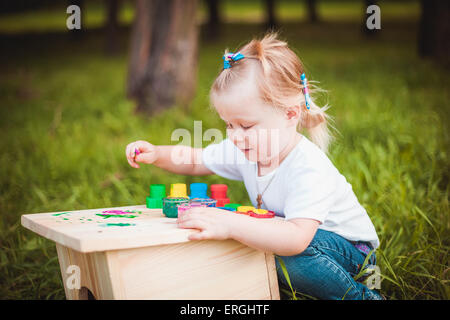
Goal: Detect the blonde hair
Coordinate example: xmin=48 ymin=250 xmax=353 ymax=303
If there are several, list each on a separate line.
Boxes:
xmin=210 ymin=32 xmax=333 ymax=153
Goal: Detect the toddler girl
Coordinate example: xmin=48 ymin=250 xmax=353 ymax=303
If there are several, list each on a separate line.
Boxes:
xmin=125 ymin=33 xmax=382 ymax=300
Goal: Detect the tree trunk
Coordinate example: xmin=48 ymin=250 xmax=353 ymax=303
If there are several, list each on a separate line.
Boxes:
xmin=306 ymin=0 xmax=318 ymax=23
xmin=418 ymin=0 xmax=449 ymax=64
xmin=265 ymin=0 xmax=277 ymax=30
xmin=105 ymin=0 xmax=120 ymax=55
xmin=127 ymin=0 xmax=199 ymax=114
xmin=205 ymin=0 xmax=221 ymax=39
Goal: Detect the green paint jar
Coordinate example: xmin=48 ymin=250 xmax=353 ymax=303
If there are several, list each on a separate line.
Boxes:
xmin=150 ymin=184 xmax=166 ymax=198
xmin=146 ymin=197 xmax=163 ymax=209
xmin=162 ymin=197 xmax=189 ymax=218
xmin=146 ymin=184 xmax=167 ymax=209
xmin=224 ymin=203 xmax=241 ymax=210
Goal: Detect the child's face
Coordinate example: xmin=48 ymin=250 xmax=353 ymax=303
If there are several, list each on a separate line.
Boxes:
xmin=213 ymin=79 xmax=299 ymax=164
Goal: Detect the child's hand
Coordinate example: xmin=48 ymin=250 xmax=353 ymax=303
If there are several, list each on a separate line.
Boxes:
xmin=125 ymin=140 xmax=158 ymax=168
xmin=177 ymin=207 xmax=235 ymax=241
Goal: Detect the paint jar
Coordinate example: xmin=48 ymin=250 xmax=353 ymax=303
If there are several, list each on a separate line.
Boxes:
xmin=177 ymin=203 xmax=192 ymax=214
xmin=217 ymin=207 xmax=236 ymax=212
xmin=189 ymin=183 xmax=208 ymax=199
xmin=190 ymin=198 xmax=217 ymax=207
xmin=236 ymin=206 xmax=256 ymax=215
xmin=162 ymin=197 xmax=189 ymax=218
xmin=248 ymin=209 xmax=275 ymax=218
xmin=146 ymin=184 xmax=166 ymax=209
xmin=188 ymin=202 xmax=205 ymax=208
xmin=210 ymin=184 xmax=230 ymax=207
xmin=150 ymin=184 xmax=166 ymax=198
xmin=177 ymin=201 xmax=209 ymax=215
xmin=224 ymin=203 xmax=241 ymax=210
xmin=169 ymin=183 xmax=188 ymax=198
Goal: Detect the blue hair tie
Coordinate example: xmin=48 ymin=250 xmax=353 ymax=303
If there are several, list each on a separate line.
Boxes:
xmin=223 ymin=52 xmax=245 ymax=69
xmin=300 ymin=73 xmax=311 ymax=110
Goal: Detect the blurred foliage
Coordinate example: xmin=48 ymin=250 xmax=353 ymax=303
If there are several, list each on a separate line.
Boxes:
xmin=0 ymin=0 xmax=421 ymax=34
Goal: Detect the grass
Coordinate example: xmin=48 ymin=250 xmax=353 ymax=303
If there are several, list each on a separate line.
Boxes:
xmin=0 ymin=1 xmax=448 ymax=300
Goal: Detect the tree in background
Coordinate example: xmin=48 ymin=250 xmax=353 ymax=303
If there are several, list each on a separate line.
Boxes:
xmin=418 ymin=0 xmax=449 ymax=65
xmin=306 ymin=0 xmax=319 ymax=23
xmin=127 ymin=0 xmax=199 ymax=115
xmin=105 ymin=0 xmax=120 ymax=55
xmin=205 ymin=0 xmax=221 ymax=39
xmin=265 ymin=0 xmax=277 ymax=30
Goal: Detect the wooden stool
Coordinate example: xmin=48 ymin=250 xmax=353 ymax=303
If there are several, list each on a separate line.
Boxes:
xmin=21 ymin=205 xmax=280 ymax=300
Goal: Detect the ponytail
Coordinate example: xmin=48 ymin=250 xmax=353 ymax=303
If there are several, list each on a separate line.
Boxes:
xmin=300 ymin=97 xmax=333 ymax=153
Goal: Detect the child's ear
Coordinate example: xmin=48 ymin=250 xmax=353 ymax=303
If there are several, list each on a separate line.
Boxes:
xmin=285 ymin=106 xmax=301 ymax=124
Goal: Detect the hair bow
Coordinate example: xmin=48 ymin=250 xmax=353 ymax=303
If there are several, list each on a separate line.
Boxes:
xmin=223 ymin=52 xmax=245 ymax=69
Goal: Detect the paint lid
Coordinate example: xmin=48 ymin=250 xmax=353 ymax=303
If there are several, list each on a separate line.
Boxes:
xmin=224 ymin=203 xmax=241 ymax=210
xmin=210 ymin=184 xmax=228 ymax=198
xmin=170 ymin=183 xmax=188 ymax=198
xmin=248 ymin=210 xmax=275 ymax=218
xmin=252 ymin=209 xmax=268 ymax=214
xmin=150 ymin=184 xmax=166 ymax=199
xmin=237 ymin=206 xmax=255 ymax=213
xmin=190 ymin=183 xmax=208 ymax=198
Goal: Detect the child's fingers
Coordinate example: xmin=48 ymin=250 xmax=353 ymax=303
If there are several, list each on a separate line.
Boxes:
xmin=135 ymin=148 xmax=157 ymax=164
xmin=188 ymin=230 xmax=212 ymax=241
xmin=129 ymin=144 xmax=139 ymax=160
xmin=125 ymin=143 xmax=134 ymax=160
xmin=127 ymin=156 xmax=139 ymax=168
xmin=177 ymin=216 xmax=209 ymax=231
xmin=125 ymin=143 xmax=139 ymax=168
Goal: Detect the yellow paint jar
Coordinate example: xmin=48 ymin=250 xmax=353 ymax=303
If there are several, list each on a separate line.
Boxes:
xmin=237 ymin=206 xmax=255 ymax=213
xmin=170 ymin=183 xmax=188 ymax=198
xmin=252 ymin=209 xmax=268 ymax=215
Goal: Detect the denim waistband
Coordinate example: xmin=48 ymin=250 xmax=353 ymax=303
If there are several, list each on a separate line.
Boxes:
xmin=350 ymin=241 xmax=374 ymax=256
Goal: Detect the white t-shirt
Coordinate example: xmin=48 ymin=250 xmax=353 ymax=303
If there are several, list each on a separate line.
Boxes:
xmin=201 ymin=135 xmax=380 ymax=249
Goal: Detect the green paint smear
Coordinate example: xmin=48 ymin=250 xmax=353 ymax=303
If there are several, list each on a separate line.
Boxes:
xmin=123 ymin=210 xmax=142 ymax=214
xmin=52 ymin=212 xmax=70 ymax=216
xmin=62 ymin=218 xmax=69 ymax=220
xmin=95 ymin=214 xmax=137 ymax=219
xmin=99 ymin=223 xmax=136 ymax=227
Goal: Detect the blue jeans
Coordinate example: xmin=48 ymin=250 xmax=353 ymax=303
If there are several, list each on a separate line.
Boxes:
xmin=275 ymin=229 xmax=383 ymax=300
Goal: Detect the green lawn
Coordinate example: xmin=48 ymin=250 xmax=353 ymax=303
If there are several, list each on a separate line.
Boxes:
xmin=0 ymin=2 xmax=448 ymax=300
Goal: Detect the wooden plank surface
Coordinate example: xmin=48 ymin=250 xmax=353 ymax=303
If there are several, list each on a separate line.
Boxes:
xmin=21 ymin=205 xmax=199 ymax=253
